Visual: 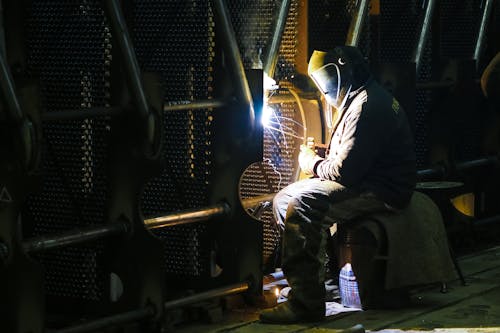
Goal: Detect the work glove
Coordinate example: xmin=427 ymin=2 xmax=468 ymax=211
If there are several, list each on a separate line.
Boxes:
xmin=298 ymin=144 xmax=324 ymax=176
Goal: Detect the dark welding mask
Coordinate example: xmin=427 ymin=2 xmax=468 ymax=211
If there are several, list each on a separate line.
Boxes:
xmin=308 ymin=46 xmax=371 ymax=110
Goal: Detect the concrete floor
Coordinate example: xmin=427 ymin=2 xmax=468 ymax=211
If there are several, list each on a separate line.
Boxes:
xmin=174 ymin=246 xmax=500 ymax=333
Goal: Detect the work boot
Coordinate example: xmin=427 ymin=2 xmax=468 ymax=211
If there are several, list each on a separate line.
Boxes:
xmin=259 ymin=300 xmax=325 ymax=324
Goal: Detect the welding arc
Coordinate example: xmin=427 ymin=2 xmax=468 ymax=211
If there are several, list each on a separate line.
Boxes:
xmin=288 ymin=88 xmax=307 ymax=144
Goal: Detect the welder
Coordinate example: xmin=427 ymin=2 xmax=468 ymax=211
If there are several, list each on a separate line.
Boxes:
xmin=259 ymin=46 xmax=416 ymax=324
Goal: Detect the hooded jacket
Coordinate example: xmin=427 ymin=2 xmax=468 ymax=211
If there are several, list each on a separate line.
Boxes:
xmin=314 ymin=79 xmax=416 ymax=209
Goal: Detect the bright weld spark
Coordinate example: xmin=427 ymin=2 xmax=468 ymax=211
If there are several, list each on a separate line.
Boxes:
xmin=265 ymin=126 xmax=304 ymax=140
xmin=264 ymin=158 xmax=282 ymax=190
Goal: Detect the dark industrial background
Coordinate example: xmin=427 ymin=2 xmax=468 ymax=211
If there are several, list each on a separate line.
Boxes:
xmin=0 ymin=0 xmax=499 ymax=332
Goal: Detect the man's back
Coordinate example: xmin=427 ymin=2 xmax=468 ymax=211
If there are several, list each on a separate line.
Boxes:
xmin=317 ymin=79 xmax=416 ymax=209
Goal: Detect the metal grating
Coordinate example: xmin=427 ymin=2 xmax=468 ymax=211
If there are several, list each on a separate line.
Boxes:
xmin=227 ymin=0 xmax=275 ymax=69
xmin=230 ymin=0 xmax=301 ymax=269
xmin=24 ymin=0 xmax=111 ymax=300
xmin=437 ymin=0 xmax=484 ymax=162
xmin=379 ymin=0 xmax=431 ymax=167
xmin=415 ymin=34 xmax=434 ymax=168
xmin=439 ymin=0 xmax=483 ymax=60
xmin=308 ymin=0 xmax=356 ymax=53
xmin=240 ymin=103 xmax=300 ymax=267
xmin=275 ymin=0 xmax=300 ymax=84
xmin=379 ymin=0 xmax=422 ymax=63
xmin=133 ymin=0 xmax=214 ymax=278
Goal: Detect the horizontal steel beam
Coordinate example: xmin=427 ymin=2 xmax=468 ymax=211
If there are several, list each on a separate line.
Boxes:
xmin=164 ymin=282 xmax=249 ymax=310
xmin=417 ymin=165 xmax=446 ymax=179
xmin=416 ymin=79 xmax=481 ymax=90
xmin=417 ymin=156 xmax=498 ymax=179
xmin=144 ymin=203 xmax=230 ymax=229
xmin=416 ymin=80 xmax=455 ymax=90
xmin=474 ymin=214 xmax=500 ymax=227
xmin=47 ymin=306 xmax=154 ymax=333
xmin=455 ymin=157 xmax=498 ymax=170
xmin=163 ymin=99 xmax=226 ymax=112
xmin=42 ymin=107 xmax=122 ymax=121
xmin=23 ymin=222 xmax=127 ymax=253
xmin=241 ymin=193 xmax=275 ymax=210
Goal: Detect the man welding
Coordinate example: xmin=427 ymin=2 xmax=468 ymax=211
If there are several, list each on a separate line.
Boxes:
xmin=259 ymin=46 xmax=416 ymax=324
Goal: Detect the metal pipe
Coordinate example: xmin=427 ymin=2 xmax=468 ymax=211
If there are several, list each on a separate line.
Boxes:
xmin=340 ymin=324 xmax=366 ymax=333
xmin=163 ymin=99 xmax=226 ymax=112
xmin=417 ymin=156 xmax=497 ymax=180
xmin=412 ymin=0 xmax=436 ymax=74
xmin=23 ymin=222 xmax=127 ymax=253
xmin=41 ymin=107 xmax=122 ymax=121
xmin=474 ymin=214 xmax=500 ymax=227
xmin=47 ymin=306 xmax=154 ymax=333
xmin=345 ymin=0 xmax=370 ymax=47
xmin=455 ymin=156 xmax=497 ymax=170
xmin=263 ymin=0 xmax=292 ymax=78
xmin=416 ymin=79 xmax=481 ymax=90
xmin=241 ymin=193 xmax=276 ymax=210
xmin=164 ymin=282 xmax=249 ymax=310
xmin=416 ymin=80 xmax=455 ymax=90
xmin=473 ymin=0 xmax=494 ymax=69
xmin=144 ymin=203 xmax=230 ymax=229
xmin=0 ymin=51 xmax=22 ymax=122
xmin=417 ymin=166 xmax=445 ymax=179
xmin=212 ymin=0 xmax=255 ymax=130
xmin=103 ymin=0 xmax=149 ymax=118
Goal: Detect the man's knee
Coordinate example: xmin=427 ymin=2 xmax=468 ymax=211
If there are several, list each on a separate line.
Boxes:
xmin=285 ymin=196 xmax=330 ymax=225
xmin=273 ymin=191 xmax=289 ymax=231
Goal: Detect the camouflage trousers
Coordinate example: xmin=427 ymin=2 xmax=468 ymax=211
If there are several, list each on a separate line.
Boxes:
xmin=273 ymin=178 xmax=391 ymax=310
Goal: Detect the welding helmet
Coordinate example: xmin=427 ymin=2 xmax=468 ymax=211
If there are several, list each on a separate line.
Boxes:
xmin=308 ymin=46 xmax=371 ymax=109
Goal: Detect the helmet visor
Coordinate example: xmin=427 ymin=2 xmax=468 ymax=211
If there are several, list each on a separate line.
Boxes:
xmin=309 ymin=63 xmax=341 ymax=105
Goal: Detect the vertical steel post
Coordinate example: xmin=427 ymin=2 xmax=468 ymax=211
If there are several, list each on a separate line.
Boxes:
xmin=412 ymin=0 xmax=436 ymax=75
xmin=263 ymin=0 xmax=292 ymax=78
xmin=473 ymin=0 xmax=494 ymax=71
xmin=345 ymin=0 xmax=370 ymax=47
xmin=212 ymin=0 xmax=255 ymax=130
xmin=103 ymin=0 xmax=149 ymax=118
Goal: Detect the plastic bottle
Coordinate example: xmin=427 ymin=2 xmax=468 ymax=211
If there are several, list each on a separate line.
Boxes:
xmin=339 ymin=263 xmax=362 ymax=309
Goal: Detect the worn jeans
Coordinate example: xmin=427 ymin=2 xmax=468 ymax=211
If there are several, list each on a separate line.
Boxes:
xmin=273 ymin=178 xmax=392 ymax=310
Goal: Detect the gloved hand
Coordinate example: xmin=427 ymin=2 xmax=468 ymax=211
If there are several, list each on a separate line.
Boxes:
xmin=298 ymin=144 xmax=324 ymax=175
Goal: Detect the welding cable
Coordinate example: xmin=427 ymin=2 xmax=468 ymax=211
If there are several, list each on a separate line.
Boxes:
xmin=287 ymin=87 xmax=307 ymax=144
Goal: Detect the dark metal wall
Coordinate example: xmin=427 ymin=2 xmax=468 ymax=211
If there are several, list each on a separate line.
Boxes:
xmin=131 ymin=0 xmax=215 ymax=283
xmin=1 ymin=0 xmax=499 ymax=331
xmin=379 ymin=0 xmax=432 ymax=167
xmin=15 ymin=0 xmax=261 ymax=320
xmin=24 ymin=0 xmax=111 ymax=302
xmin=308 ymin=0 xmax=357 ymax=52
xmin=434 ymin=0 xmax=486 ymax=163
